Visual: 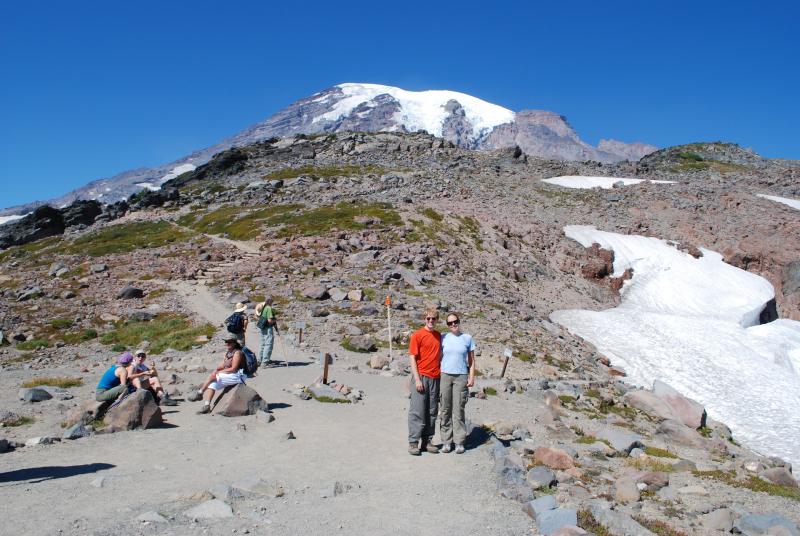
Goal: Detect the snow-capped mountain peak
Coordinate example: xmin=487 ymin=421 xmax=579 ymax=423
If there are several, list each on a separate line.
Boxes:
xmin=313 ymin=83 xmax=515 ymax=143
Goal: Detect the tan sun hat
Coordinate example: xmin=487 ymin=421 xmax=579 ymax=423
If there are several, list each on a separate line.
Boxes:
xmin=234 ymin=302 xmax=247 ymax=313
xmin=255 ymin=301 xmax=266 ymax=316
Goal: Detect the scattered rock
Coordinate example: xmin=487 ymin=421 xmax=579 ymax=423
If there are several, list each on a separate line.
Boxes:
xmin=526 ymin=466 xmax=557 ymax=489
xmin=701 ymin=508 xmax=735 ymax=532
xmin=62 ymin=422 xmax=93 ymax=440
xmin=369 ymin=354 xmax=390 ymax=369
xmin=308 ymin=383 xmax=350 ymax=403
xmin=759 ymin=466 xmax=798 ymax=488
xmin=183 ymin=499 xmax=233 ymax=519
xmin=104 ymin=389 xmax=162 ymax=431
xmin=136 ymin=511 xmax=168 ymax=523
xmin=116 ymin=286 xmax=144 ymax=300
xmin=25 ymin=436 xmax=60 ymax=446
xmin=213 ymin=384 xmax=268 ymax=417
xmin=301 ymin=285 xmax=329 ymax=300
xmin=614 ymin=478 xmax=640 ymax=503
xmin=90 ymin=263 xmax=108 ymax=273
xmin=734 ymin=513 xmax=799 ymax=536
xmin=534 ymin=447 xmax=575 ymax=470
xmin=345 ymin=335 xmax=376 ymax=352
xmin=19 ymin=388 xmax=53 ymax=403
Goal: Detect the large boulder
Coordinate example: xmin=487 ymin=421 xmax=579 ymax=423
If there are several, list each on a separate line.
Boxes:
xmin=623 ymin=390 xmax=677 ymax=422
xmin=734 ymin=513 xmax=799 ymax=536
xmin=656 ymin=419 xmax=701 ymax=446
xmin=104 ymin=389 xmax=162 ymax=431
xmin=64 ymin=400 xmax=107 ymax=428
xmin=116 ymin=286 xmax=144 ymax=300
xmin=588 ymin=425 xmax=644 ymax=454
xmin=213 ymin=384 xmax=268 ymax=417
xmin=344 ymin=335 xmax=376 ymax=352
xmin=301 ymin=285 xmax=329 ymax=300
xmin=652 ymin=380 xmax=707 ymax=429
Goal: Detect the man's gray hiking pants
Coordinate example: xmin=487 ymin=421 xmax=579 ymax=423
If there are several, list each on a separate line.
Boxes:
xmin=408 ymin=375 xmax=440 ymax=444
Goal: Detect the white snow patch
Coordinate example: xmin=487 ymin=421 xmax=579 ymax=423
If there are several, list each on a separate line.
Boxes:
xmin=757 ymin=194 xmax=800 ymax=211
xmin=0 ymin=214 xmax=27 ymax=226
xmin=314 ymin=83 xmax=515 ymax=142
xmin=135 ymin=182 xmax=161 ymax=192
xmin=550 ymin=225 xmax=800 ymax=467
xmin=541 ymin=176 xmax=676 ymax=189
xmin=158 ymin=163 xmax=196 ymax=185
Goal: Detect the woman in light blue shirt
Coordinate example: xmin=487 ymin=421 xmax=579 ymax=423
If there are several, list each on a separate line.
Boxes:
xmin=439 ymin=313 xmax=476 ymax=454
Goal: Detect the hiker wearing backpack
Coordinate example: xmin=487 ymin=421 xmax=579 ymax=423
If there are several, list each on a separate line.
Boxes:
xmin=225 ymin=302 xmax=249 ymax=346
xmin=188 ymin=337 xmax=246 ymax=414
xmin=255 ymin=297 xmax=278 ymax=366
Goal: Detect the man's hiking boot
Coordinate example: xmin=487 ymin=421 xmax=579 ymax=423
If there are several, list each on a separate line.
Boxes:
xmin=408 ymin=443 xmax=421 ymax=456
xmin=423 ymin=441 xmax=439 ymax=454
xmin=161 ymin=396 xmax=178 ymax=406
xmin=196 ymin=405 xmax=211 ymax=415
xmin=187 ymin=391 xmax=202 ymax=402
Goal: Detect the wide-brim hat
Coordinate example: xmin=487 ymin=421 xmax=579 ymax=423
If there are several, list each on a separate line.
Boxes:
xmin=255 ymin=301 xmax=266 ymax=315
xmin=234 ymin=302 xmax=247 ymax=313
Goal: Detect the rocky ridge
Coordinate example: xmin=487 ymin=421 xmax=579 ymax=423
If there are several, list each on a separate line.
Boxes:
xmin=0 ymin=131 xmax=799 ymax=535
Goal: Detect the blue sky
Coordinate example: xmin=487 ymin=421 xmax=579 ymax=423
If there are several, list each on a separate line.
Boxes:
xmin=1 ymin=0 xmax=798 ymax=209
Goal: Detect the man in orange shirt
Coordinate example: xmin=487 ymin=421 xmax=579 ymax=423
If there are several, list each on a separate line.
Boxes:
xmin=408 ymin=306 xmax=442 ymax=456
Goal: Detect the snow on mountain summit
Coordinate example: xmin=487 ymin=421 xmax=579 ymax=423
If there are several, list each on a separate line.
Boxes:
xmin=313 ymin=83 xmax=516 ymax=142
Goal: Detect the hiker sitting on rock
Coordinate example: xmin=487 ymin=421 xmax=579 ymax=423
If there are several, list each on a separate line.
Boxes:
xmin=225 ymin=302 xmax=249 ymax=347
xmin=95 ymin=351 xmax=134 ymax=402
xmin=188 ymin=338 xmax=246 ymax=414
xmin=127 ymin=350 xmax=177 ymax=406
xmin=439 ymin=313 xmax=476 ymax=454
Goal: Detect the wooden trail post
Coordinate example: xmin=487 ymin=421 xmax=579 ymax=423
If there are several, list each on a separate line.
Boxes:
xmin=322 ymin=353 xmax=331 ymax=384
xmin=385 ymin=295 xmax=393 ymax=362
xmin=500 ymin=348 xmax=513 ymax=378
xmin=295 ymin=321 xmax=306 ymax=345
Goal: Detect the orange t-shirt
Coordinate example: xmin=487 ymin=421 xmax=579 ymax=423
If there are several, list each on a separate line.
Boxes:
xmin=409 ymin=328 xmax=441 ymax=379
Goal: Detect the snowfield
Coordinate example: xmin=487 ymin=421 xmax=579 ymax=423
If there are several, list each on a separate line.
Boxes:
xmin=0 ymin=214 xmax=26 ymax=226
xmin=159 ymin=163 xmax=196 ymax=185
xmin=757 ymin=194 xmax=800 ymax=211
xmin=550 ymin=225 xmax=800 ymax=467
xmin=541 ymin=176 xmax=676 ymax=189
xmin=313 ymin=83 xmax=515 ymax=143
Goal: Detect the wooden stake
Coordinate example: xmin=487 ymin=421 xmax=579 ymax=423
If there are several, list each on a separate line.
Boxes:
xmin=500 ymin=348 xmax=513 ymax=379
xmin=385 ymin=295 xmax=392 ymax=363
xmin=500 ymin=355 xmax=510 ymax=378
xmin=323 ymin=353 xmax=331 ymax=384
xmin=298 ymin=327 xmax=303 ymax=344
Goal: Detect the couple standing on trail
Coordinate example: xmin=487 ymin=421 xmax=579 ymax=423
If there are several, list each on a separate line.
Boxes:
xmin=408 ymin=307 xmax=476 ymax=456
xmin=226 ymin=298 xmax=278 ymax=367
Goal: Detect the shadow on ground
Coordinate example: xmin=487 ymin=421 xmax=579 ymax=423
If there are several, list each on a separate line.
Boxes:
xmin=0 ymin=463 xmax=115 ymax=484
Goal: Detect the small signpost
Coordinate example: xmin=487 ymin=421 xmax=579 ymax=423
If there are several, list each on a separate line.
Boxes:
xmin=295 ymin=321 xmax=306 ymax=345
xmin=501 ymin=347 xmax=513 ymax=378
xmin=322 ymin=352 xmax=333 ymax=384
xmin=385 ymin=295 xmax=393 ymax=362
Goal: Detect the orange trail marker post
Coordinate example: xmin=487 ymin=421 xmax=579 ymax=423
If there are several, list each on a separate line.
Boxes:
xmin=385 ymin=295 xmax=393 ymax=363
xmin=501 ymin=348 xmax=512 ymax=378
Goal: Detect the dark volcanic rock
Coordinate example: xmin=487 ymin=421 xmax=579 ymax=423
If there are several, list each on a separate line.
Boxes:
xmin=117 ymin=286 xmax=144 ymax=300
xmin=0 ymin=205 xmax=64 ymax=249
xmin=61 ymin=200 xmax=102 ymax=227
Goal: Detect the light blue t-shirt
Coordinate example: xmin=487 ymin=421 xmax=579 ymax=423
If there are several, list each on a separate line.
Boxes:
xmin=441 ymin=332 xmax=476 ymax=375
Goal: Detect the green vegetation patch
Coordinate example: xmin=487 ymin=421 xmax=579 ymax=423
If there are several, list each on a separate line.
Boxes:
xmin=22 ymin=376 xmax=83 ymax=389
xmin=628 ymin=457 xmax=675 ymax=473
xmin=644 ymin=446 xmax=679 ymax=459
xmin=5 ymin=415 xmax=35 ymax=426
xmin=632 ymin=516 xmax=687 ymax=536
xmin=16 ymin=338 xmax=50 ymax=350
xmin=0 ymin=236 xmax=63 ymax=267
xmin=66 ymin=220 xmax=195 ymax=256
xmin=693 ymin=470 xmax=800 ymax=501
xmin=60 ymin=329 xmax=99 ymax=345
xmin=270 ymin=202 xmax=402 ymax=238
xmin=484 ymin=387 xmax=498 ymax=396
xmin=177 ymin=204 xmax=302 ymax=240
xmin=305 ymin=388 xmax=351 ymax=404
xmin=49 ymin=317 xmax=74 ymax=330
xmin=263 ymin=164 xmax=385 ymax=181
xmin=100 ymin=313 xmax=215 ymax=354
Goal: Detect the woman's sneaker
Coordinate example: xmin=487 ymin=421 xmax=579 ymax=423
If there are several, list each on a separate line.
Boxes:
xmin=455 ymin=444 xmax=465 ymax=454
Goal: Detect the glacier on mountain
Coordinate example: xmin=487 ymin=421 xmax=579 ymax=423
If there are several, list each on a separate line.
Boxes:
xmin=551 ymin=225 xmax=800 ymax=467
xmin=313 ymin=83 xmax=515 ymax=143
